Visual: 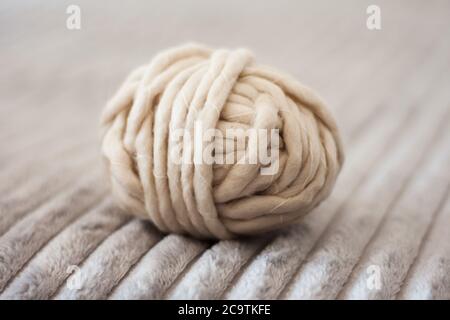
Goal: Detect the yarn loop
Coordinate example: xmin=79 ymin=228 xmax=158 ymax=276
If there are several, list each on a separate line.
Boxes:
xmin=101 ymin=44 xmax=344 ymax=239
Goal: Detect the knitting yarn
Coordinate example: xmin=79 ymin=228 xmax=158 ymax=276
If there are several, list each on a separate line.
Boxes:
xmin=100 ymin=43 xmax=344 ymax=239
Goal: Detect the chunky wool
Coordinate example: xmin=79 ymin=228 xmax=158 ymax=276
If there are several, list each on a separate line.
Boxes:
xmin=100 ymin=43 xmax=344 ymax=239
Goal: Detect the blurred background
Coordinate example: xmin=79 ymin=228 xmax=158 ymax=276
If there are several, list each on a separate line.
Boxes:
xmin=1 ymin=0 xmax=449 ymax=142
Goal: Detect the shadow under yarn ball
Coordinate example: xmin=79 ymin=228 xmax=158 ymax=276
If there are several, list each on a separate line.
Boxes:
xmin=100 ymin=43 xmax=344 ymax=240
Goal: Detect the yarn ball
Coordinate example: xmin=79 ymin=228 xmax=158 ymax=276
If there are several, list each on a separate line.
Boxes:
xmin=100 ymin=43 xmax=344 ymax=239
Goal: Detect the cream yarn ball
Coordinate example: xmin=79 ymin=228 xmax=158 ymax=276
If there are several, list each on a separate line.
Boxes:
xmin=100 ymin=43 xmax=344 ymax=239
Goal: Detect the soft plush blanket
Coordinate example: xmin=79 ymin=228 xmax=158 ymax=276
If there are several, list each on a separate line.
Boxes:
xmin=0 ymin=0 xmax=449 ymax=300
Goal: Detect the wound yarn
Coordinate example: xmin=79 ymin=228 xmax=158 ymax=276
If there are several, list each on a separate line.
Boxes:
xmin=100 ymin=43 xmax=344 ymax=239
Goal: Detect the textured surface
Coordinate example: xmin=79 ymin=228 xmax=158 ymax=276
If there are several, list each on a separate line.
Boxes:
xmin=0 ymin=0 xmax=449 ymax=299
